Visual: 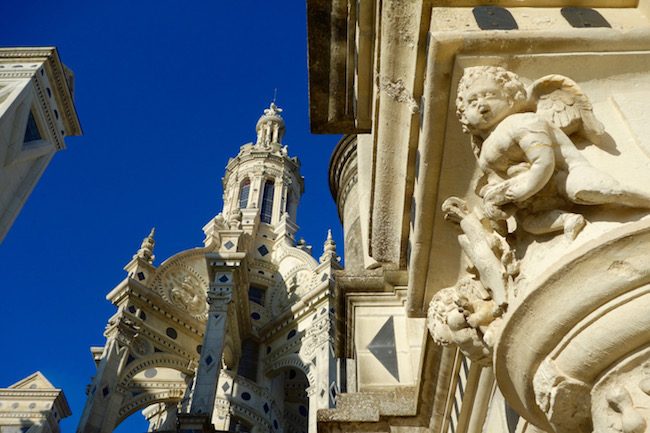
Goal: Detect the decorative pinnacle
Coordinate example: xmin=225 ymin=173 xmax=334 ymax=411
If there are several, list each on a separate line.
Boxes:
xmin=134 ymin=228 xmax=155 ymax=264
xmin=320 ymin=229 xmax=340 ymax=263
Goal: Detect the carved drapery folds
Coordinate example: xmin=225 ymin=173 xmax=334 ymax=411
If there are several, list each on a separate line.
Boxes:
xmin=427 ymin=65 xmax=650 ymax=433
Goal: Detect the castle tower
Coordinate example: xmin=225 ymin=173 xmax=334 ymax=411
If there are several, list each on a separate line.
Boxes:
xmin=77 ymin=104 xmax=341 ymax=433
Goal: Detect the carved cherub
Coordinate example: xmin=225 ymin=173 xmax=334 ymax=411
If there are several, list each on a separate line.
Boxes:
xmin=456 ymin=66 xmax=650 ymax=239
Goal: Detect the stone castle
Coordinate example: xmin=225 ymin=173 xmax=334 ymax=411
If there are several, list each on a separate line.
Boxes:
xmin=4 ymin=2 xmax=650 ymax=433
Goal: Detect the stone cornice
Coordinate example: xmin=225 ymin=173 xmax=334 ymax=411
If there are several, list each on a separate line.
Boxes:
xmin=0 ymin=47 xmax=82 ymax=138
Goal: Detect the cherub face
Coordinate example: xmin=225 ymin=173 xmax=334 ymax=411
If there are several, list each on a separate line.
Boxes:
xmin=462 ymin=77 xmax=514 ymax=132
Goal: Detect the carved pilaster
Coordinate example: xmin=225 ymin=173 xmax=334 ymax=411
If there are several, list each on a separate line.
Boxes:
xmin=188 ymin=280 xmax=232 ymax=416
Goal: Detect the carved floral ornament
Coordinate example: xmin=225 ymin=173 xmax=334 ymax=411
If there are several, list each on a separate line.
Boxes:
xmin=427 ymin=66 xmax=650 ymax=366
xmin=154 ymin=266 xmax=208 ymax=319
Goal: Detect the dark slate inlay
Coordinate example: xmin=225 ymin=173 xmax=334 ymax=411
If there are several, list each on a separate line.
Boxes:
xmin=561 ymin=7 xmax=610 ymax=28
xmin=321 ymin=273 xmax=328 ymax=282
xmin=137 ymin=271 xmax=145 ymax=281
xmin=287 ymin=329 xmax=297 ymax=340
xmin=144 ymin=368 xmax=157 ymax=378
xmin=505 ymin=401 xmax=521 ymax=433
xmin=224 ymin=240 xmax=235 ymax=250
xmin=257 ymin=245 xmax=269 ymax=256
xmin=241 ymin=392 xmax=251 ymax=401
xmin=166 ymin=327 xmax=178 ymax=339
xmin=251 ymin=312 xmax=261 ymax=320
xmin=127 ymin=305 xmax=136 ymax=314
xmin=102 ymin=386 xmax=110 ymax=397
xmin=263 ymin=402 xmax=270 ymax=413
xmin=367 ymin=316 xmax=400 ymax=381
xmin=222 ymin=381 xmax=230 ymax=392
xmin=138 ymin=310 xmax=147 ymax=321
xmin=23 ymin=111 xmax=41 ymax=143
xmin=218 ymin=275 xmax=229 ymax=283
xmin=473 ymin=6 xmax=518 ymax=30
xmin=206 ymin=355 xmax=214 ymax=365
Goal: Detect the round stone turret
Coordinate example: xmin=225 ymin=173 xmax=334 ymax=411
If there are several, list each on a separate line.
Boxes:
xmin=221 ymin=103 xmax=304 ymax=228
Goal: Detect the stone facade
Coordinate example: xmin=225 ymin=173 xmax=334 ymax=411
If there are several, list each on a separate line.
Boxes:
xmin=0 ymin=372 xmax=71 ymax=433
xmin=308 ymin=1 xmax=650 ymax=433
xmin=74 ymin=104 xmax=342 ymax=433
xmin=0 ymin=47 xmax=81 ymax=243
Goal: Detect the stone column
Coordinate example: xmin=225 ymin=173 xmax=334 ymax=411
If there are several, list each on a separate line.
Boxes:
xmin=188 ymin=277 xmax=233 ymax=415
xmin=77 ymin=317 xmax=137 ymax=433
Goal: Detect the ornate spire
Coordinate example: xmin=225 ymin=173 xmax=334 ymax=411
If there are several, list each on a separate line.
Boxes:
xmin=134 ymin=228 xmax=155 ymax=264
xmin=320 ymin=229 xmax=340 ymax=264
xmin=256 ymin=101 xmax=285 ymax=147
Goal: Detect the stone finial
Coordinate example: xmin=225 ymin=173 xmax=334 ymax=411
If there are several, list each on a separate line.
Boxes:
xmin=320 ymin=229 xmax=340 ymax=264
xmin=134 ymin=228 xmax=155 ymax=264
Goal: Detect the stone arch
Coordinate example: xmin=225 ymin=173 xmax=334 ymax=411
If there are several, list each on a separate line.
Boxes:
xmin=115 ymin=388 xmax=184 ymax=427
xmin=227 ymin=399 xmax=272 ymax=433
xmin=265 ymin=354 xmax=315 ymax=388
xmin=118 ymin=353 xmax=194 ymax=388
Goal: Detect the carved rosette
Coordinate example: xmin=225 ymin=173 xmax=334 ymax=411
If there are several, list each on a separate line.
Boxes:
xmin=154 ymin=266 xmax=208 ymax=319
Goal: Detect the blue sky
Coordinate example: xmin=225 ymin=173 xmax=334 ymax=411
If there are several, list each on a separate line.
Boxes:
xmin=1 ymin=2 xmax=341 ymax=431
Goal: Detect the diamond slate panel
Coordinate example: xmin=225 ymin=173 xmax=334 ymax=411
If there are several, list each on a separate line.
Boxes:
xmin=367 ymin=316 xmax=400 ymax=381
xmin=258 ymin=245 xmax=269 ymax=256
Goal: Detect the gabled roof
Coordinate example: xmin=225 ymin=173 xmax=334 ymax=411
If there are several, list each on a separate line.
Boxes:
xmin=8 ymin=371 xmax=56 ymax=390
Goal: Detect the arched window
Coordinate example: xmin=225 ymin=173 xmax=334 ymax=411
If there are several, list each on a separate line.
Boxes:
xmin=260 ymin=180 xmax=274 ymax=223
xmin=239 ymin=179 xmax=250 ymax=209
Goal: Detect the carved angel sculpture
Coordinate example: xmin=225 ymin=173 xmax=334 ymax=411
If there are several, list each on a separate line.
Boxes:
xmin=456 ymin=66 xmax=650 ymax=239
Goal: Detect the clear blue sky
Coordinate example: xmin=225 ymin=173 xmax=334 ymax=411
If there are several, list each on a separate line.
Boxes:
xmin=1 ymin=2 xmax=341 ymax=431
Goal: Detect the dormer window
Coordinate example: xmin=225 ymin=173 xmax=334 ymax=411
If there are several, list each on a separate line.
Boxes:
xmin=239 ymin=179 xmax=251 ymax=209
xmin=23 ymin=111 xmax=42 ymax=145
xmin=260 ymin=180 xmax=274 ymax=223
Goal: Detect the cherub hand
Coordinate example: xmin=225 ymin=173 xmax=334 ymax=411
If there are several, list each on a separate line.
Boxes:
xmin=482 ymin=181 xmax=514 ymax=220
xmin=483 ymin=181 xmax=515 ymax=205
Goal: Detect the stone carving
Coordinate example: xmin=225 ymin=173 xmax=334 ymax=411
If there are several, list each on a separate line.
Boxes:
xmin=228 ymin=210 xmax=242 ymax=230
xmin=427 ymin=277 xmax=501 ymax=365
xmin=131 ymin=336 xmax=151 ymax=357
xmin=532 ymin=359 xmax=592 ymax=433
xmin=429 ymin=66 xmax=650 ymax=364
xmin=170 ymin=275 xmax=207 ymax=316
xmin=159 ymin=269 xmax=207 ymax=317
xmin=427 ymin=196 xmax=515 ymax=363
xmin=606 ymin=386 xmax=646 ymax=433
xmin=442 ymin=197 xmax=518 ymax=306
xmin=455 ymin=66 xmax=650 ymax=240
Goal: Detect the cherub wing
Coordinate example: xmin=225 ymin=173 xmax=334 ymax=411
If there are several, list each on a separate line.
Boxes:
xmin=527 ymin=74 xmax=604 ymax=143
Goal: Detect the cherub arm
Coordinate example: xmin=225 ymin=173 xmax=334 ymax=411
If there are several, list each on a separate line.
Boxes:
xmin=505 ymin=136 xmax=555 ymax=202
xmin=484 ymin=122 xmax=556 ymax=206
